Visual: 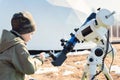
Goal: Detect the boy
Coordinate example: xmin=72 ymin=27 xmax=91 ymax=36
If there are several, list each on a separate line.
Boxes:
xmin=0 ymin=11 xmax=45 ymax=80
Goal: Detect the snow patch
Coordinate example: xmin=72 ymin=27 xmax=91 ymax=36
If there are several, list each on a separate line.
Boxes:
xmin=35 ymin=67 xmax=59 ymax=74
xmin=63 ymin=70 xmax=74 ymax=75
xmin=111 ymin=65 xmax=120 ymax=75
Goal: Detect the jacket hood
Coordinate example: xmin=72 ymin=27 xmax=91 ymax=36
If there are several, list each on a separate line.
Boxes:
xmin=0 ymin=30 xmax=24 ymax=53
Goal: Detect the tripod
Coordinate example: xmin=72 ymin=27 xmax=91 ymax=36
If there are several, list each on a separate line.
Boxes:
xmin=81 ymin=30 xmax=115 ymax=80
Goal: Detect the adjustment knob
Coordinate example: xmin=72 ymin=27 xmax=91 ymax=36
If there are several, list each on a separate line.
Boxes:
xmin=74 ymin=28 xmax=79 ymax=32
xmin=95 ymin=48 xmax=103 ymax=57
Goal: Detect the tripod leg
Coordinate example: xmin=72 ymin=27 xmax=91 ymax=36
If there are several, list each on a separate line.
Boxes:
xmin=89 ymin=64 xmax=97 ymax=80
xmin=81 ymin=64 xmax=88 ymax=80
xmin=102 ymin=64 xmax=113 ymax=80
xmin=81 ymin=72 xmax=87 ymax=80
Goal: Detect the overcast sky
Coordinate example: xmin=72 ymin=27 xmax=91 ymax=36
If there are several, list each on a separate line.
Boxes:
xmin=0 ymin=0 xmax=119 ymax=50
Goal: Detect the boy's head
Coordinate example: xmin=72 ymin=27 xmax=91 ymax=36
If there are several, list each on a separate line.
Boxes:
xmin=11 ymin=11 xmax=36 ymax=34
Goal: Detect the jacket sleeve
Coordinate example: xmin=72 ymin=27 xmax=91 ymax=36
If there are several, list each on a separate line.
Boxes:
xmin=12 ymin=43 xmax=43 ymax=75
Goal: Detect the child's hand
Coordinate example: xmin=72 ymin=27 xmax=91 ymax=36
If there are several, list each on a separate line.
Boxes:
xmin=39 ymin=52 xmax=46 ymax=61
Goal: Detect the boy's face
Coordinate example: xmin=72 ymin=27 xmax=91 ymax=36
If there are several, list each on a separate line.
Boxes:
xmin=21 ymin=32 xmax=34 ymax=43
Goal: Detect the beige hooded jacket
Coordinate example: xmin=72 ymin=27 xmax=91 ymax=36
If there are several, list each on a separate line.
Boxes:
xmin=0 ymin=30 xmax=43 ymax=80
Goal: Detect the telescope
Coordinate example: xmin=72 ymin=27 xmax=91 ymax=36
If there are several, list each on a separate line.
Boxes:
xmin=49 ymin=8 xmax=115 ymax=67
